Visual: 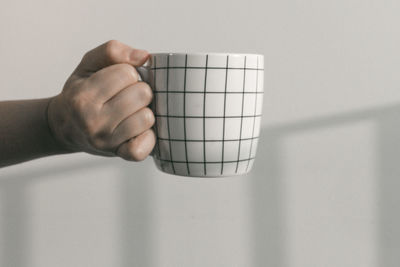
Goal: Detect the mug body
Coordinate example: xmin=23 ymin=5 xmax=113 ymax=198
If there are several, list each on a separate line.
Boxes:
xmin=143 ymin=52 xmax=264 ymax=177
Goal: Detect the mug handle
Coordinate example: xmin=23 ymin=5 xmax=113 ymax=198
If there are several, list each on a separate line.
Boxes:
xmin=136 ymin=60 xmax=156 ymax=158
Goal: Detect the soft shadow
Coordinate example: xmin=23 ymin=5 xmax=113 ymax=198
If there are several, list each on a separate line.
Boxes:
xmin=376 ymin=107 xmax=400 ymax=267
xmin=0 ymin=158 xmax=112 ymax=267
xmin=252 ymin=103 xmax=400 ymax=267
xmin=118 ymin=162 xmax=156 ymax=267
xmin=0 ymin=180 xmax=29 ymax=267
xmin=249 ymin=128 xmax=285 ymax=267
xmin=0 ymin=157 xmax=155 ymax=267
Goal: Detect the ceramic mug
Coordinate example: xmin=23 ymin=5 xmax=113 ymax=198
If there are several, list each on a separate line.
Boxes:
xmin=137 ymin=52 xmax=264 ymax=177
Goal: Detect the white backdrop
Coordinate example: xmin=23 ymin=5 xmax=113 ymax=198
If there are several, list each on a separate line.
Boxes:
xmin=1 ymin=0 xmax=400 ymax=266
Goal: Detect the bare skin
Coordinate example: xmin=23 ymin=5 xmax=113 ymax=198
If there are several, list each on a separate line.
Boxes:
xmin=0 ymin=40 xmax=156 ymax=168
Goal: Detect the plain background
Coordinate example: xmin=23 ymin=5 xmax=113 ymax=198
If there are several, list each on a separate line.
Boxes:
xmin=1 ymin=0 xmax=400 ymax=266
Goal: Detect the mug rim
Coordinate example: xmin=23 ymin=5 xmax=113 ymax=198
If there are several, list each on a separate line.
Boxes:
xmin=149 ymin=52 xmax=264 ymax=57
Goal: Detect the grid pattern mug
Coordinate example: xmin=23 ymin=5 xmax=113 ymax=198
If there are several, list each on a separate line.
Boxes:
xmin=138 ymin=52 xmax=264 ymax=177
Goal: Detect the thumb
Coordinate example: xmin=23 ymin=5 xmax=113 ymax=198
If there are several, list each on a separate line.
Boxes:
xmin=73 ymin=40 xmax=149 ymax=76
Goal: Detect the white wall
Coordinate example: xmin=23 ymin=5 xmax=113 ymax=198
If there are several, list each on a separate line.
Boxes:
xmin=1 ymin=0 xmax=400 ymax=266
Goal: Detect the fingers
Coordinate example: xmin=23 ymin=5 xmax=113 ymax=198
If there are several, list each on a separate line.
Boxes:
xmin=67 ymin=103 xmax=155 ymax=158
xmin=74 ymin=40 xmax=149 ymax=76
xmin=116 ymin=129 xmax=156 ymax=161
xmin=59 ymin=40 xmax=155 ymax=162
xmin=110 ymin=107 xmax=155 ymax=148
xmin=102 ymin=82 xmax=153 ymax=130
xmin=86 ymin=63 xmax=140 ymax=102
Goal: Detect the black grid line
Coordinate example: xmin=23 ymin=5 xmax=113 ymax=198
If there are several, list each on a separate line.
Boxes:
xmin=152 ymin=56 xmax=163 ymax=170
xmin=150 ymin=66 xmax=264 ymax=71
xmin=203 ymin=55 xmax=209 ymax=175
xmin=235 ymin=56 xmax=247 ymax=173
xmin=182 ymin=54 xmax=190 ymax=175
xmin=166 ymin=55 xmax=176 ymax=174
xmin=246 ymin=56 xmax=259 ymax=172
xmin=150 ymin=54 xmax=263 ymax=176
xmin=220 ymin=55 xmax=229 ymax=175
xmin=155 ymin=114 xmax=262 ymax=119
xmin=155 ymin=157 xmax=255 ymax=164
xmin=157 ymin=136 xmax=259 ymax=142
xmin=154 ymin=90 xmax=263 ymax=94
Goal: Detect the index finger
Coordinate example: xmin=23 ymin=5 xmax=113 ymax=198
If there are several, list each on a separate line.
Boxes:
xmin=73 ymin=40 xmax=149 ymax=77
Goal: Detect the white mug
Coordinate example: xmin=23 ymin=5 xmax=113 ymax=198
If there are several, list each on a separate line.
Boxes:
xmin=137 ymin=52 xmax=264 ymax=177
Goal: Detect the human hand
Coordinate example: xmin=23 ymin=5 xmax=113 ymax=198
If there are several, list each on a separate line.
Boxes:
xmin=47 ymin=40 xmax=156 ymax=161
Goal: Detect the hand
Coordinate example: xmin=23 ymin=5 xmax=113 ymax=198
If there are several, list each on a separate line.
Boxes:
xmin=47 ymin=40 xmax=156 ymax=161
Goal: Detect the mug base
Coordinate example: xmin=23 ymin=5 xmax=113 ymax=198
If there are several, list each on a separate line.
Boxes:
xmin=152 ymin=157 xmax=255 ymax=178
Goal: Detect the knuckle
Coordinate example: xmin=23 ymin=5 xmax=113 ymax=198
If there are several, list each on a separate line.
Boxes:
xmin=128 ymin=142 xmax=147 ymax=161
xmin=142 ymin=107 xmax=155 ymax=127
xmin=136 ymin=82 xmax=153 ymax=103
xmin=117 ymin=63 xmax=137 ymax=81
xmin=104 ymin=40 xmax=122 ymax=63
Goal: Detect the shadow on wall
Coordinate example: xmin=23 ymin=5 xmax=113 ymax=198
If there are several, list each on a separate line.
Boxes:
xmin=118 ymin=162 xmax=156 ymax=267
xmin=250 ymin=103 xmax=400 ymax=267
xmin=248 ymin=124 xmax=285 ymax=267
xmin=0 ymin=160 xmax=114 ymax=267
xmin=0 ymin=159 xmax=155 ymax=267
xmin=1 ymin=104 xmax=400 ymax=266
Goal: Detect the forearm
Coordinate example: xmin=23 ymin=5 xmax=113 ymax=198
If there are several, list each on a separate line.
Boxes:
xmin=0 ymin=97 xmax=71 ymax=167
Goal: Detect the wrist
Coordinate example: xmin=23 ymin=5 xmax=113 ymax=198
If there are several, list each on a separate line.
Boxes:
xmin=45 ymin=96 xmax=73 ymax=154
